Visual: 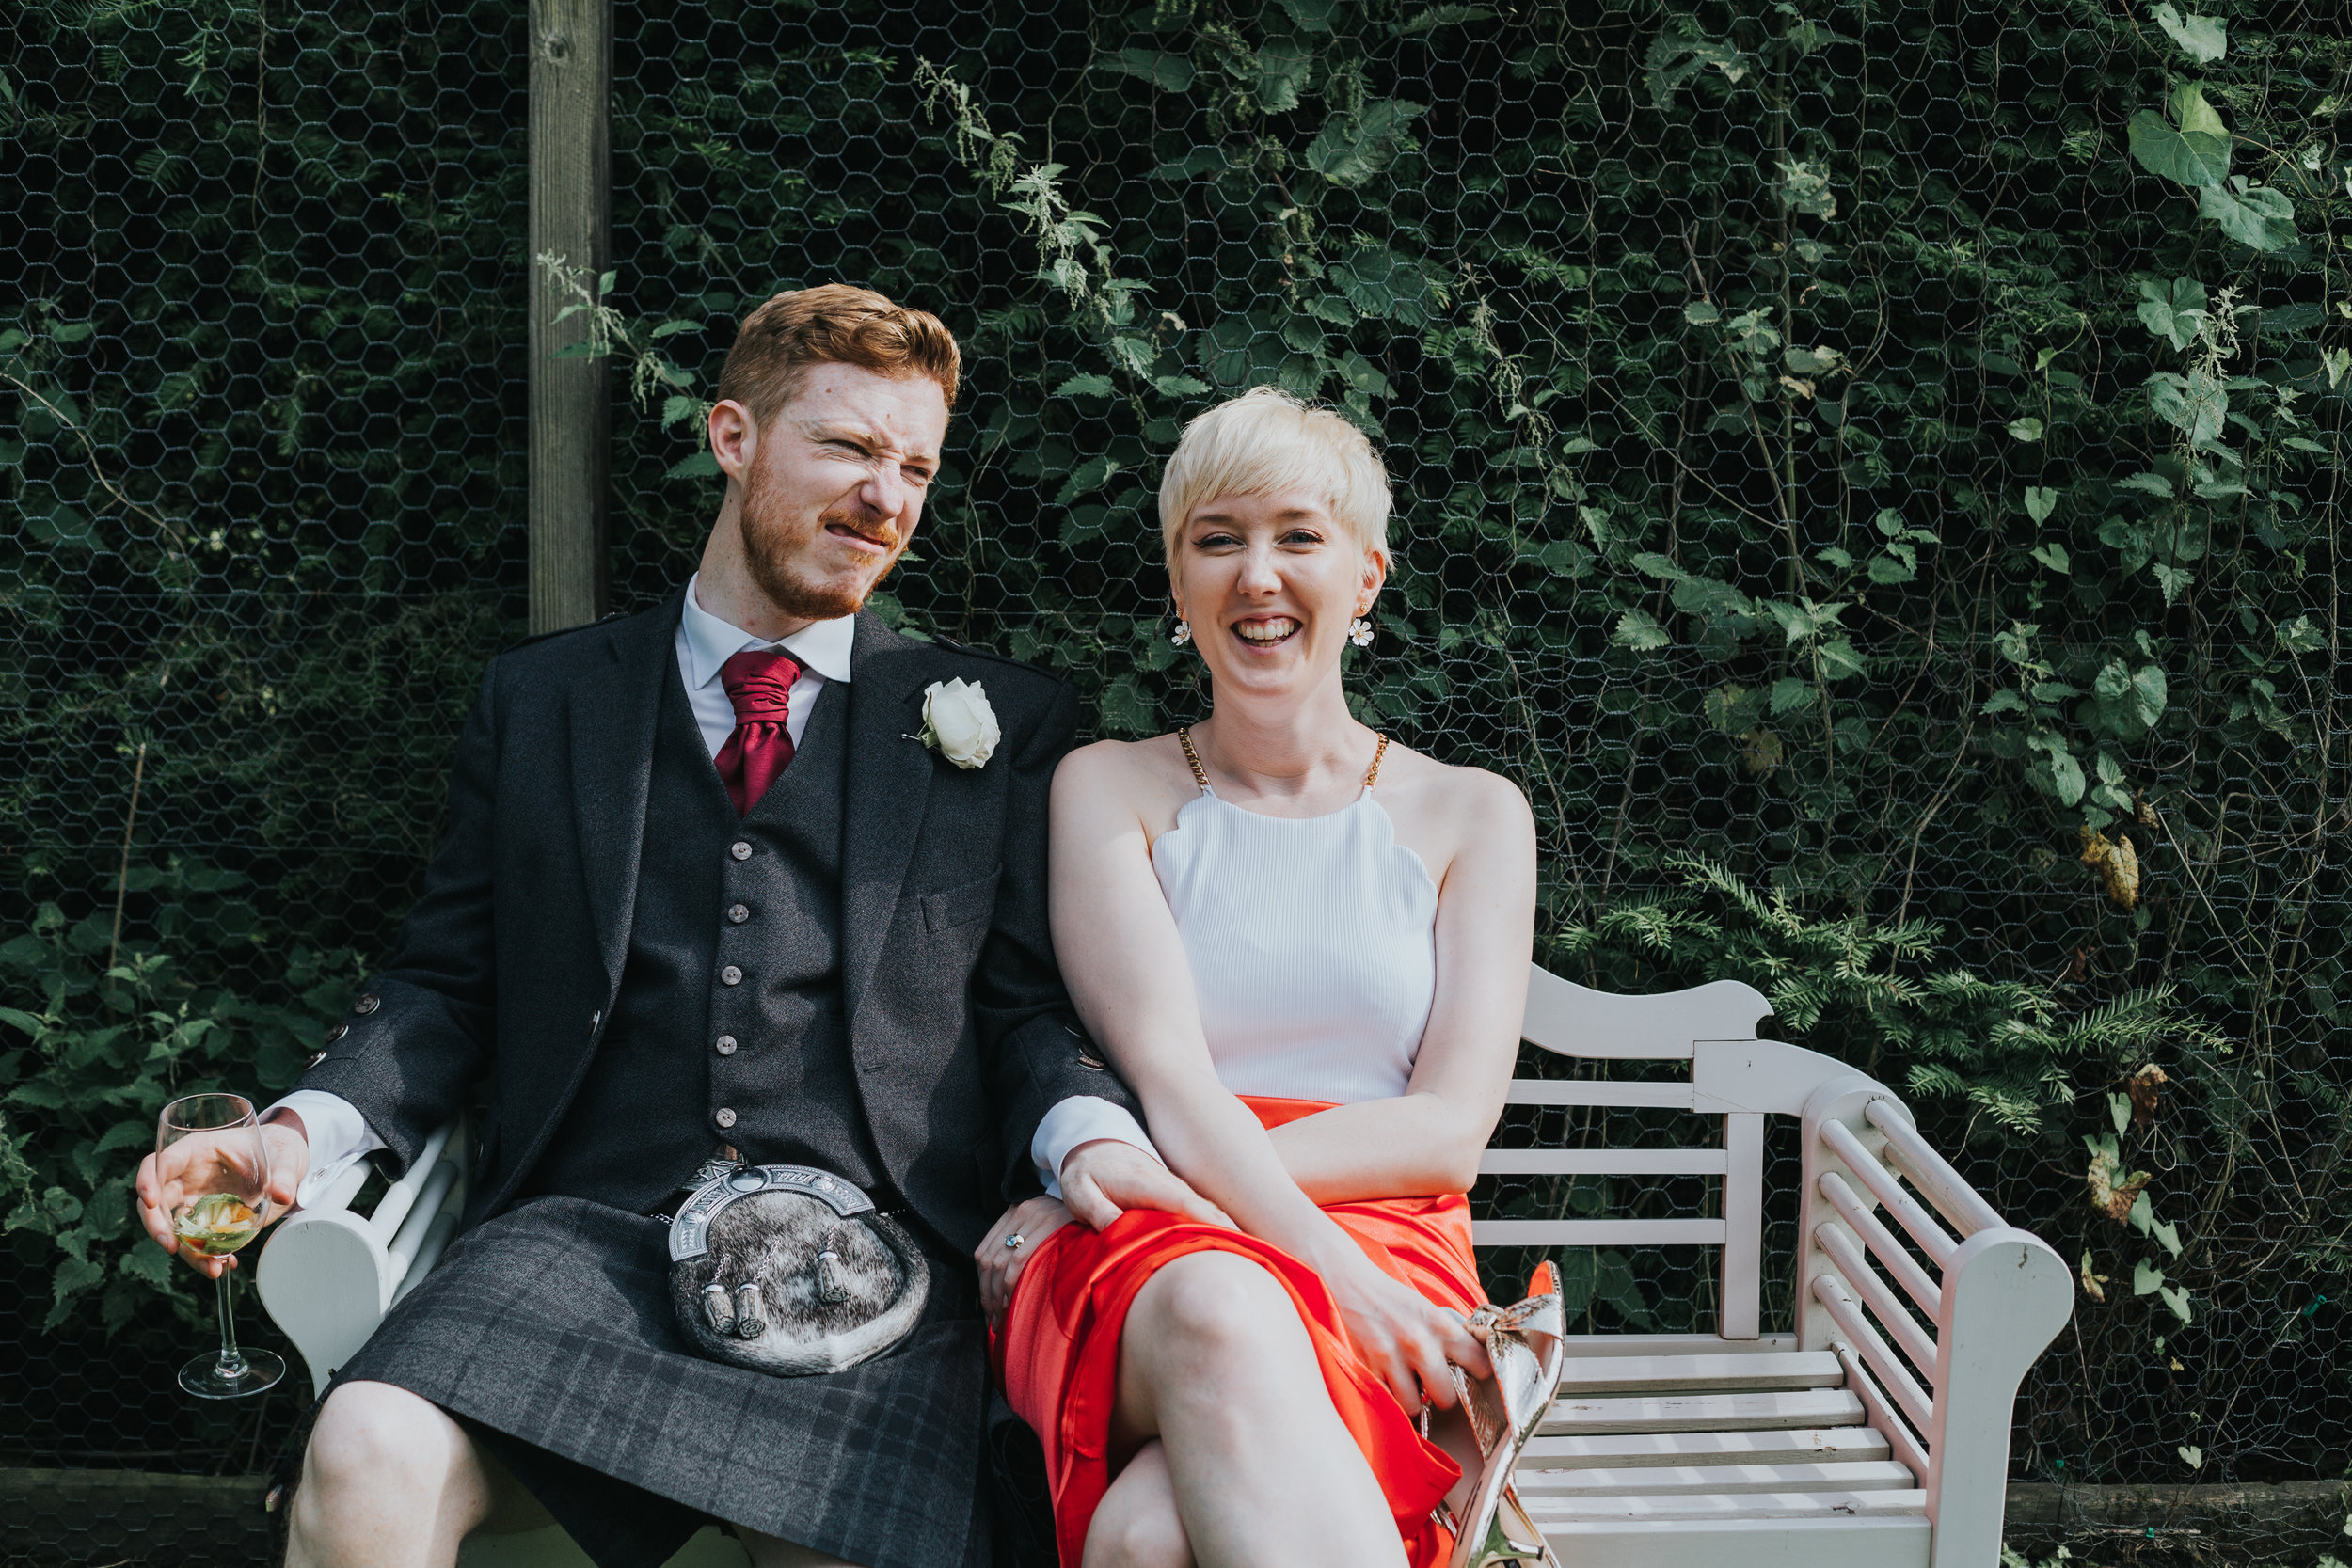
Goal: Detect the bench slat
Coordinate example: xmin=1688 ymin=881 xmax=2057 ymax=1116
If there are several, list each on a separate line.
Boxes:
xmin=1520 ymin=1427 xmax=1891 ymax=1471
xmin=1557 ymin=1351 xmax=1845 ymax=1395
xmin=1506 ymin=1081 xmax=1695 ymax=1109
xmin=1516 ymin=1461 xmax=1917 ymax=1497
xmin=1540 ymin=1389 xmax=1866 ymax=1435
xmin=1479 ymin=1148 xmax=1731 ymax=1176
xmin=1524 ymin=1489 xmax=1929 ymax=1522
xmin=1474 ymin=1218 xmax=1726 ymax=1246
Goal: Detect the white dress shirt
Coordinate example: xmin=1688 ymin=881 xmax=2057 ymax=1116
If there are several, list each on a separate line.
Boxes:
xmin=271 ymin=576 xmax=1152 ymax=1206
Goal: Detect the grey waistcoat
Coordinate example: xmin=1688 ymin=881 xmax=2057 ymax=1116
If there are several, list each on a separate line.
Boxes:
xmin=523 ymin=651 xmax=886 ymax=1212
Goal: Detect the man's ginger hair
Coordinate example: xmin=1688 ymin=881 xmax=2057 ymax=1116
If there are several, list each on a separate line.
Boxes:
xmin=714 ymin=283 xmax=961 ymax=431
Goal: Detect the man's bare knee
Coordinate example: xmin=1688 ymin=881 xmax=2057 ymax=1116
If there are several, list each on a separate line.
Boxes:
xmin=292 ymin=1381 xmax=495 ymax=1567
xmin=305 ymin=1382 xmax=468 ymax=1495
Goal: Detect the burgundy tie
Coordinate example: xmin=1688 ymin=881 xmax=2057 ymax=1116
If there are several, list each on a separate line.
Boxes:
xmin=714 ymin=649 xmax=803 ymax=816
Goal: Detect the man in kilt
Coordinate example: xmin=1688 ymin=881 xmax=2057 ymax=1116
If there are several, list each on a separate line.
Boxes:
xmin=135 ymin=285 xmax=1210 ymax=1568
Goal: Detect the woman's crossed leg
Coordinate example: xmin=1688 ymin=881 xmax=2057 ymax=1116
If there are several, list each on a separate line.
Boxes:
xmin=1085 ymin=1250 xmax=1408 ymax=1568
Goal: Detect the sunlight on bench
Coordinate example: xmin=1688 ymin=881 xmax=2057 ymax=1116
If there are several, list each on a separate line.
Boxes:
xmin=255 ymin=963 xmax=2071 ymax=1567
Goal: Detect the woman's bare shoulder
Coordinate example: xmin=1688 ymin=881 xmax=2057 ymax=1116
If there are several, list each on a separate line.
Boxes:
xmin=1378 ymin=744 xmax=1532 ymax=832
xmin=1056 ymin=734 xmax=1199 ymax=824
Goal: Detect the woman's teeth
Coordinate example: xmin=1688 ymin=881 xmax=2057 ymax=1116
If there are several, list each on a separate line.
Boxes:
xmin=1234 ymin=619 xmax=1299 ymax=644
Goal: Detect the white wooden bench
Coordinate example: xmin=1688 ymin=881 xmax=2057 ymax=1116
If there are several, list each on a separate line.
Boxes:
xmin=1488 ymin=965 xmax=2073 ymax=1567
xmin=254 ymin=963 xmax=2071 ymax=1567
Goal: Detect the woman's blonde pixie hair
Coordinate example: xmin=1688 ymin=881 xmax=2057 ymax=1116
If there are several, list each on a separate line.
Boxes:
xmin=1157 ymin=386 xmax=1391 ymax=570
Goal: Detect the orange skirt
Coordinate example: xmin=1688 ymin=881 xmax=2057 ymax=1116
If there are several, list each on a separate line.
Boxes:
xmin=993 ymin=1096 xmax=1485 ymax=1568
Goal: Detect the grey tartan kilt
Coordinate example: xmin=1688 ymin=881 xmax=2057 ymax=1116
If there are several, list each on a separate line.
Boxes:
xmin=330 ymin=1196 xmax=989 ymax=1568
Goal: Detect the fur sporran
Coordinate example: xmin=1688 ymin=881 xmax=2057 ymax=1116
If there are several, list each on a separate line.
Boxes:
xmin=667 ymin=1164 xmax=930 ymax=1376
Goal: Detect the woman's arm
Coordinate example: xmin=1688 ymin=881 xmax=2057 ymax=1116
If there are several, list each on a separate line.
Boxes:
xmin=1266 ymin=770 xmax=1536 ymax=1203
xmin=1048 ymin=743 xmax=1486 ymax=1408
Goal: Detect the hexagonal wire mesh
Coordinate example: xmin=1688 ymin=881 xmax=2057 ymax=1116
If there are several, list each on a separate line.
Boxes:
xmin=3 ymin=0 xmax=2348 ymax=1535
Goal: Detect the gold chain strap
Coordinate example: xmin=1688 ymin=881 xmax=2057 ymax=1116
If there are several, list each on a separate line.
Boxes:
xmin=1177 ymin=726 xmax=1211 ymax=794
xmin=1178 ymin=726 xmax=1389 ymax=793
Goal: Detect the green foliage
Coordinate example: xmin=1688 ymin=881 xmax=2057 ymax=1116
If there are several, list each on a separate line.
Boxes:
xmin=0 ymin=895 xmax=366 ymax=1331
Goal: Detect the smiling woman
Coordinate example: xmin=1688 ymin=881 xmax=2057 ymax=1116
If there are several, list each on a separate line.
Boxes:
xmin=985 ymin=387 xmax=1542 ymax=1566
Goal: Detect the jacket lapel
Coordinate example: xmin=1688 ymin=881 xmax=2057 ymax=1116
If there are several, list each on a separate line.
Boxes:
xmin=569 ymin=596 xmax=679 ymax=996
xmin=840 ymin=610 xmax=938 ymax=1030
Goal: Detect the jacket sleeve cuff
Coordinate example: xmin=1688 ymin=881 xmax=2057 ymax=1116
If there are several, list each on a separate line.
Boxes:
xmin=264 ymin=1089 xmax=389 ymax=1210
xmin=1030 ymin=1096 xmax=1160 ymax=1201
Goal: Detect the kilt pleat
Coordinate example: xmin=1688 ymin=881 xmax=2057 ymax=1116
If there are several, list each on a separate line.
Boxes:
xmin=333 ymin=1196 xmax=986 ymax=1568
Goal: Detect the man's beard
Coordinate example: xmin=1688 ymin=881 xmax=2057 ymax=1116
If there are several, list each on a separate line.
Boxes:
xmin=737 ymin=471 xmax=903 ymax=623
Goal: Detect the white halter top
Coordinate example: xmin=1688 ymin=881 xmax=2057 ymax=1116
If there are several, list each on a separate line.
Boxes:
xmin=1151 ymin=732 xmax=1439 ymax=1104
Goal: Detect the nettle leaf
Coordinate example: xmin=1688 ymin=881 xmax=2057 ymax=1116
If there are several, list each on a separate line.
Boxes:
xmin=1612 ymin=607 xmax=1670 ymax=651
xmin=1327 ymin=243 xmax=1438 ymax=325
xmin=2276 ymin=615 xmax=2326 ymax=655
xmin=1306 ymin=99 xmax=1426 ymax=188
xmin=1253 ymin=39 xmax=1312 ymax=113
xmin=1779 ymin=160 xmax=1836 ymax=219
xmin=2199 ymin=178 xmax=2296 ymax=251
xmin=1645 ymin=25 xmax=1745 ymax=110
xmin=2150 ymin=3 xmax=2227 ymax=65
xmin=1097 ymin=48 xmax=1195 ymax=93
xmin=1055 ymin=372 xmax=1116 ymax=400
xmin=2137 ymin=277 xmax=2207 ymax=352
xmin=2127 ymin=84 xmax=2231 ymax=188
xmin=2146 ymin=370 xmax=2226 ymax=447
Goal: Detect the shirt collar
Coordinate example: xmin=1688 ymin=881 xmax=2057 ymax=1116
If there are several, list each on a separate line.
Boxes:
xmin=678 ymin=573 xmax=856 ymax=689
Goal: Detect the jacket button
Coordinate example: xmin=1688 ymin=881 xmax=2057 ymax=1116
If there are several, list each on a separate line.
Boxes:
xmin=714 ymin=1107 xmax=738 ymax=1129
xmin=354 ymin=993 xmax=381 ymax=1015
xmin=726 ymin=903 xmax=750 ymax=924
xmin=1077 ymin=1053 xmax=1106 ymax=1070
xmin=325 ymin=1022 xmax=348 ymax=1044
xmin=306 ymin=1051 xmax=327 ymax=1069
xmin=719 ymin=965 xmax=743 ymax=986
xmin=730 ymin=841 xmax=753 ymax=861
xmin=716 ymin=1035 xmax=739 ymax=1056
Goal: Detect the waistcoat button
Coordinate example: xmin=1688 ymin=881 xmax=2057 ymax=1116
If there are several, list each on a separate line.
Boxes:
xmin=730 ymin=841 xmax=753 ymax=861
xmin=716 ymin=1035 xmax=739 ymax=1055
xmin=714 ymin=1107 xmax=738 ymax=1129
xmin=726 ymin=903 xmax=750 ymax=924
xmin=325 ymin=1022 xmax=348 ymax=1044
xmin=719 ymin=965 xmax=743 ymax=986
xmin=354 ymin=993 xmax=381 ymax=1015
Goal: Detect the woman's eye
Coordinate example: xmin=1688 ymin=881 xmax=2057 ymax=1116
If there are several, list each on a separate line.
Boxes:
xmin=1279 ymin=530 xmax=1323 ymax=546
xmin=1195 ymin=532 xmax=1243 ymax=549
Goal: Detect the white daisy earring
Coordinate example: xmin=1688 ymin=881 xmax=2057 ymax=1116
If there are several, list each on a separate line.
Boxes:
xmin=1348 ymin=616 xmax=1374 ymax=648
xmin=1170 ymin=618 xmax=1192 ymax=647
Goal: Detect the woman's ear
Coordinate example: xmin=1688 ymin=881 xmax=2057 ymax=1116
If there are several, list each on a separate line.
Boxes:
xmin=1359 ymin=545 xmax=1390 ymax=611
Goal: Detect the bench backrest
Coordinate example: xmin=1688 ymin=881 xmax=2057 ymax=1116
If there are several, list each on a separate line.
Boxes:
xmin=1475 ymin=963 xmax=1841 ymax=1339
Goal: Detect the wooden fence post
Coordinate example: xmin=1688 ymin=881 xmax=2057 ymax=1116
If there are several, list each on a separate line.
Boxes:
xmin=527 ymin=0 xmax=612 ymax=634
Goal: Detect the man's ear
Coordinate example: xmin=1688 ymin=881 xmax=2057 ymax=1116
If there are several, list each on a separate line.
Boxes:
xmin=707 ymin=399 xmax=760 ymax=486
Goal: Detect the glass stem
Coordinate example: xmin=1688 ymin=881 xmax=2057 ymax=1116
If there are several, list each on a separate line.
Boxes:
xmin=215 ymin=1267 xmax=247 ymax=1378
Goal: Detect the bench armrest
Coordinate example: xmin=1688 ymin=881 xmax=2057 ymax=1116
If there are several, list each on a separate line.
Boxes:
xmin=255 ymin=1114 xmax=468 ymax=1400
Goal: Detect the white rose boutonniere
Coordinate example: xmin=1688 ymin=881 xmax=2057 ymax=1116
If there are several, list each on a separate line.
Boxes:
xmin=917 ymin=678 xmax=1000 ymax=769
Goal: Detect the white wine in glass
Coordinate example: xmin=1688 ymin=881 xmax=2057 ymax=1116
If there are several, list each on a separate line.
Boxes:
xmin=156 ymin=1093 xmax=286 ymax=1399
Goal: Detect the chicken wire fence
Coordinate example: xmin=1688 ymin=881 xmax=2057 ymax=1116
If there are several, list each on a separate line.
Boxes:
xmin=4 ymin=0 xmax=2348 ymax=1527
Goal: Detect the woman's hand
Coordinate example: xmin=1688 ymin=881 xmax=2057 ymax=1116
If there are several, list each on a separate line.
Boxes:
xmin=1321 ymin=1250 xmax=1491 ymax=1418
xmin=977 ymin=1195 xmax=1075 ymax=1321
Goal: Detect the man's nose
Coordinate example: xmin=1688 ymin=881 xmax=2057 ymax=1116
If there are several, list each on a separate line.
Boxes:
xmin=857 ymin=460 xmax=910 ymax=523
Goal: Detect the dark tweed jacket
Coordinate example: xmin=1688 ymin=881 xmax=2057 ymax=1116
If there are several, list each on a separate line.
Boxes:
xmin=296 ymin=596 xmax=1136 ymax=1254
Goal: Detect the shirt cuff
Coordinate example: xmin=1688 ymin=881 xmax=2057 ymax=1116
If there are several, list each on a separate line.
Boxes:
xmin=264 ymin=1089 xmax=389 ymax=1210
xmin=1031 ymin=1095 xmax=1160 ymax=1201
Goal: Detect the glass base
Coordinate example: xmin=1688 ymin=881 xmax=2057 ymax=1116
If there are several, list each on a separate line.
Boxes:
xmin=179 ymin=1346 xmax=285 ymax=1400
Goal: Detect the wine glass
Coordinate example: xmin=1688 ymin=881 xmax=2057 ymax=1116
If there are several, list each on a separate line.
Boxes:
xmin=156 ymin=1093 xmax=286 ymax=1399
